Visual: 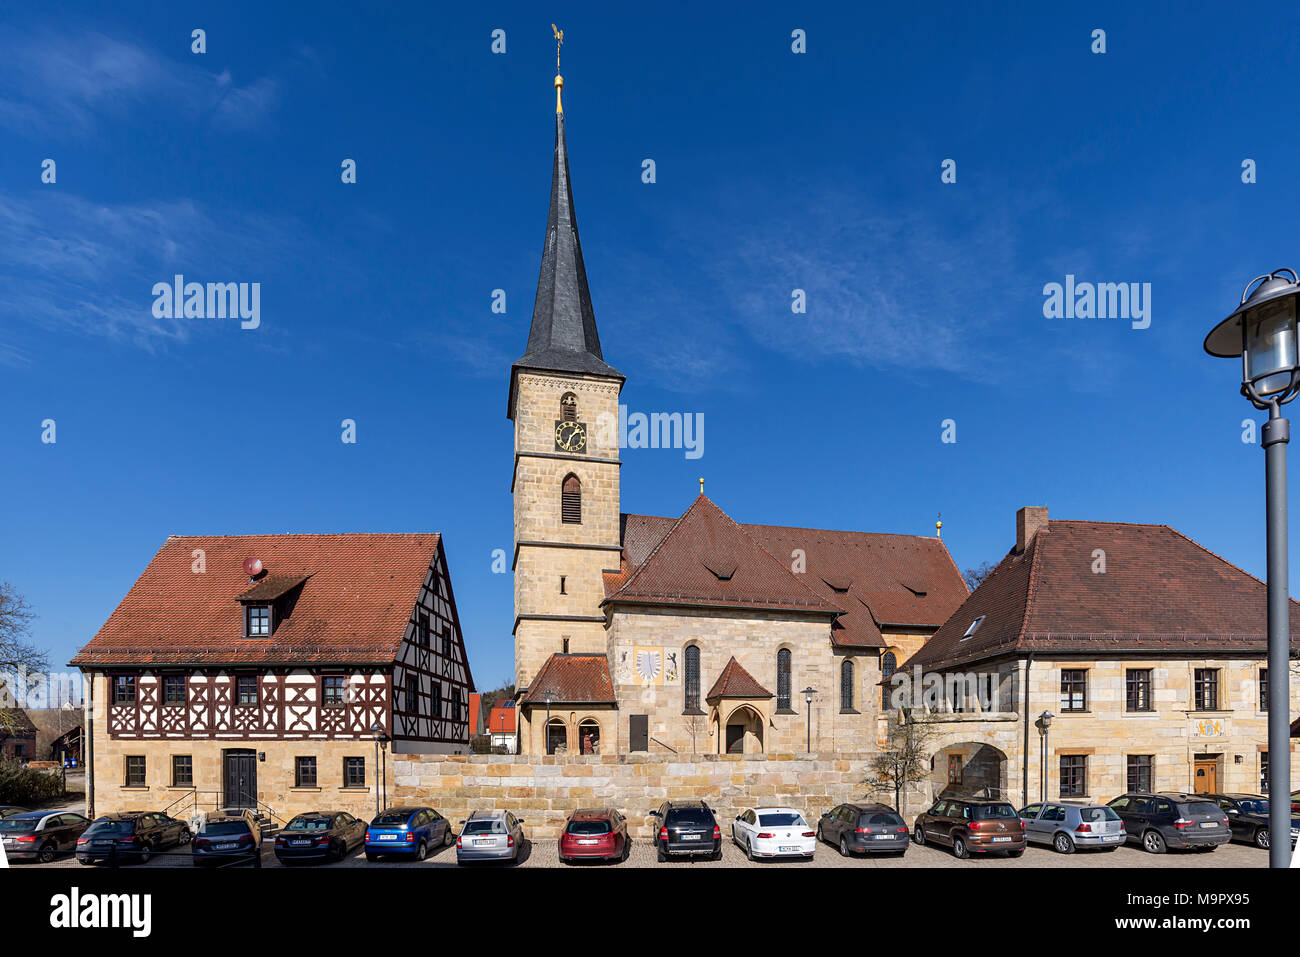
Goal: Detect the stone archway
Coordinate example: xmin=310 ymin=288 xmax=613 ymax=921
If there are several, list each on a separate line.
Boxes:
xmin=723 ymin=704 xmax=764 ymax=754
xmin=931 ymin=742 xmax=1009 ymax=800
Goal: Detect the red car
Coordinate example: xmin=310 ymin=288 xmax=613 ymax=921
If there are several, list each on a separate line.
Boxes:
xmin=558 ymin=808 xmax=629 ymax=864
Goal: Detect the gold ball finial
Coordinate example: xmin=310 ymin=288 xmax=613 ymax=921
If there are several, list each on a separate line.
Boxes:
xmin=936 ymin=513 xmax=943 ymax=538
xmin=699 ymin=477 xmax=705 ymax=496
xmin=554 ymin=73 xmax=563 ymax=114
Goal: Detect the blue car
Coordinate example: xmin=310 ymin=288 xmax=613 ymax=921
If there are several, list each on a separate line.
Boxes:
xmin=365 ymin=806 xmax=453 ymax=862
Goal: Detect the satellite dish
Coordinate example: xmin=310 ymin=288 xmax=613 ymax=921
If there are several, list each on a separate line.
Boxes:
xmin=243 ymin=558 xmax=263 ymax=578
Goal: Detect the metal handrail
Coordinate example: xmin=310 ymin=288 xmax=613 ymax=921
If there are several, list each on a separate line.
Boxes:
xmin=649 ymin=736 xmax=678 ymax=754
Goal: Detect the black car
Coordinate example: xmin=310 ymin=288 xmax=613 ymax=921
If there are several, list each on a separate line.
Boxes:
xmin=273 ymin=811 xmax=366 ymax=863
xmin=648 ymin=800 xmax=721 ymax=861
xmin=1208 ymin=793 xmax=1300 ymax=850
xmin=817 ymin=802 xmax=910 ymax=856
xmin=0 ymin=811 xmax=91 ymax=863
xmin=76 ymin=811 xmax=192 ymax=864
xmin=1107 ymin=792 xmax=1230 ymax=853
xmin=192 ymin=813 xmax=263 ymax=867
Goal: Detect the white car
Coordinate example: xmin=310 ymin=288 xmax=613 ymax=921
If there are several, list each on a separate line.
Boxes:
xmin=731 ymin=806 xmax=816 ymax=860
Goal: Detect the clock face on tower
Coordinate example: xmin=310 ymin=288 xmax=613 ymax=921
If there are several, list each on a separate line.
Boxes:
xmin=554 ymin=419 xmax=588 ymax=454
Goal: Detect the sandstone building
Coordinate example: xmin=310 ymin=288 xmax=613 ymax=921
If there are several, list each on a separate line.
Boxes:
xmin=507 ymin=74 xmax=969 ymax=757
xmin=71 ymin=534 xmax=474 ymax=819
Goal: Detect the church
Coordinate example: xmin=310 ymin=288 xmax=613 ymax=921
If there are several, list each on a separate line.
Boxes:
xmin=508 ymin=70 xmax=969 ymax=756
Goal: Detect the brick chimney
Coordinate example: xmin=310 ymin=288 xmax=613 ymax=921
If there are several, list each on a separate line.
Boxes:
xmin=1015 ymin=506 xmax=1048 ymax=553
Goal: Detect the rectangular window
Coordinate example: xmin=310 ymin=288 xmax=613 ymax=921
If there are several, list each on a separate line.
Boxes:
xmin=1125 ymin=669 xmax=1152 ymax=712
xmin=112 ymin=675 xmax=136 ymax=705
xmin=1260 ymin=752 xmax=1269 ymax=792
xmin=406 ymin=675 xmax=419 ymax=714
xmin=1194 ymin=669 xmax=1220 ymax=711
xmin=172 ymin=755 xmax=193 ymax=788
xmin=245 ymin=604 xmax=271 ymax=637
xmin=163 ymin=674 xmax=186 ymax=706
xmin=947 ymin=754 xmax=963 ymax=785
xmin=442 ymin=627 xmax=452 ymax=657
xmin=431 ymin=684 xmax=442 ymax=716
xmin=416 ymin=613 xmax=429 ymax=647
xmin=1127 ymin=754 xmax=1153 ymax=793
xmin=1060 ymin=754 xmax=1087 ymax=797
xmin=295 ymin=756 xmax=317 ymax=788
xmin=1060 ymin=670 xmax=1087 ymax=711
xmin=125 ymin=755 xmax=146 ymax=787
xmin=1259 ymin=668 xmax=1269 ymax=712
xmin=451 ymin=687 xmax=462 ymax=721
xmin=343 ymin=757 xmax=365 ymax=788
xmin=322 ymin=676 xmax=346 ymax=707
xmin=235 ymin=675 xmax=258 ymax=707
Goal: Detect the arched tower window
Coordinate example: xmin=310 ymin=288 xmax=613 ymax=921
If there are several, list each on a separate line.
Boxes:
xmin=684 ymin=645 xmax=701 ymax=713
xmin=881 ymin=652 xmax=897 ymax=711
xmin=560 ymin=392 xmax=578 ymax=421
xmin=561 ymin=474 xmax=582 ymax=524
xmin=776 ymin=648 xmax=792 ymax=710
xmin=840 ymin=659 xmax=855 ymax=711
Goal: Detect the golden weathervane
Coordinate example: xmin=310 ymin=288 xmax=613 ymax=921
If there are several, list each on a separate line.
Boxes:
xmin=552 ymin=23 xmax=565 ymax=113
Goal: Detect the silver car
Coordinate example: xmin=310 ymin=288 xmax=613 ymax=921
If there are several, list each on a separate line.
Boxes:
xmin=1018 ymin=801 xmax=1126 ymax=853
xmin=456 ymin=810 xmax=526 ymax=865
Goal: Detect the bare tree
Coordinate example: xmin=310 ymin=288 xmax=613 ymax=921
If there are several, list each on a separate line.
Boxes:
xmin=962 ymin=561 xmax=996 ymax=591
xmin=867 ymin=708 xmax=943 ymax=814
xmin=0 ymin=582 xmax=46 ymax=736
xmin=683 ymin=712 xmax=703 ymax=754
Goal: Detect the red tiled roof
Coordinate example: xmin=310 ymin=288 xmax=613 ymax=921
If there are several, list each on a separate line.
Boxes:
xmin=467 ymin=693 xmax=483 ymax=734
xmin=235 ymin=574 xmax=311 ymax=602
xmin=606 ymin=496 xmax=841 ymax=615
xmin=905 ymin=520 xmax=1300 ymax=671
xmin=606 ymin=501 xmax=968 ymax=646
xmin=518 ymin=654 xmax=615 ymax=705
xmin=706 ymin=657 xmax=772 ymax=699
xmin=488 ymin=704 xmax=517 ymax=734
xmin=70 ymin=533 xmax=444 ymax=666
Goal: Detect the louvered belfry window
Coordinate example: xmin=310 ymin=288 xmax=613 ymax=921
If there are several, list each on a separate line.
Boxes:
xmin=684 ymin=645 xmax=701 ymax=712
xmin=560 ymin=392 xmax=578 ymax=421
xmin=561 ymin=474 xmax=582 ymax=524
xmin=777 ymin=649 xmax=792 ymax=710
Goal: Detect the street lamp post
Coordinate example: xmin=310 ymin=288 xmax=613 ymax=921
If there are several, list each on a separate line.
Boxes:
xmin=1205 ymin=268 xmax=1300 ymax=869
xmin=369 ymin=722 xmax=387 ymax=816
xmin=1036 ymin=711 xmax=1053 ymax=802
xmin=801 ymin=687 xmax=818 ymax=753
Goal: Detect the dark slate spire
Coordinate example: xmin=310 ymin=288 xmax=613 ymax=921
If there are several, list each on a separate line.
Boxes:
xmin=509 ymin=74 xmax=622 ymax=418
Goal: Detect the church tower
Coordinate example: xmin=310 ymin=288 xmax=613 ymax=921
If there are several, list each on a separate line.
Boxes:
xmin=508 ymin=60 xmax=623 ymax=696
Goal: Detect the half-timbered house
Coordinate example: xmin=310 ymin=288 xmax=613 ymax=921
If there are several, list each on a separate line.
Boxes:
xmin=70 ymin=533 xmax=474 ymax=820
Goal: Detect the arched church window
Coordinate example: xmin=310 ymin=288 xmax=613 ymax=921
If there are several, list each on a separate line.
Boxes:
xmin=560 ymin=392 xmax=578 ymax=421
xmin=777 ymin=648 xmax=792 ymax=710
xmin=840 ymin=659 xmax=855 ymax=711
xmin=881 ymin=651 xmax=897 ymax=711
xmin=684 ymin=645 xmax=701 ymax=712
xmin=561 ymin=474 xmax=582 ymax=524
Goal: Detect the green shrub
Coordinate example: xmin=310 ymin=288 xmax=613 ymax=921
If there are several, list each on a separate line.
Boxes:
xmin=0 ymin=759 xmax=63 ymax=806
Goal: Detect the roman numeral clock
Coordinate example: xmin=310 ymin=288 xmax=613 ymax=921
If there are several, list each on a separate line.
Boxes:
xmin=554 ymin=418 xmax=587 ymax=453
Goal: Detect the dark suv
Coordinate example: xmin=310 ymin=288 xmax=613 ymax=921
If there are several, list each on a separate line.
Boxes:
xmin=817 ymin=802 xmax=910 ymax=856
xmin=913 ymin=797 xmax=1026 ymax=858
xmin=76 ymin=811 xmax=191 ymax=865
xmin=648 ymin=800 xmax=721 ymax=861
xmin=1107 ymin=792 xmax=1230 ymax=853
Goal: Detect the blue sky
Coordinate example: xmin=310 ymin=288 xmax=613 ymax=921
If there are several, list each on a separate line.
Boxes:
xmin=2 ymin=2 xmax=1297 ymax=691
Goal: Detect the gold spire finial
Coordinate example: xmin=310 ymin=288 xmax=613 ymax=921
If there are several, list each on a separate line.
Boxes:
xmin=936 ymin=512 xmax=943 ymax=538
xmin=699 ymin=477 xmax=705 ymax=496
xmin=552 ymin=23 xmax=564 ymax=114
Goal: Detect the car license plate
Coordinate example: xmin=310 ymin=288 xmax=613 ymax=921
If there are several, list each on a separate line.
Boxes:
xmin=680 ymin=833 xmax=700 ymax=840
xmin=992 ymin=836 xmax=1012 ymax=843
xmin=1105 ymin=835 xmax=1122 ymax=841
xmin=578 ymin=839 xmax=598 ymax=845
xmin=215 ymin=842 xmax=239 ymax=850
xmin=292 ymin=839 xmax=311 ymax=846
xmin=875 ymin=834 xmax=894 ymax=840
xmin=379 ymin=834 xmax=398 ymax=840
xmin=474 ymin=838 xmax=492 ymax=846
xmin=779 ymin=845 xmax=799 ymax=852
xmin=1199 ymin=822 xmax=1218 ymax=829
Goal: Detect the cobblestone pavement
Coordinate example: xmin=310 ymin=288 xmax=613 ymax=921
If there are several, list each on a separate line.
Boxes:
xmin=33 ymin=833 xmax=1266 ymax=870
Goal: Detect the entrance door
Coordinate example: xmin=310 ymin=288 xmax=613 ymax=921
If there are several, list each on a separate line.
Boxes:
xmin=223 ymin=749 xmax=257 ymax=809
xmin=1193 ymin=759 xmax=1217 ymax=794
xmin=725 ymin=724 xmax=745 ymax=754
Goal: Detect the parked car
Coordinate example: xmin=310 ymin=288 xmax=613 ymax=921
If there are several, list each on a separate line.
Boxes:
xmin=365 ymin=806 xmax=454 ymax=861
xmin=1292 ymin=790 xmax=1299 ymax=815
xmin=731 ymin=806 xmax=816 ymax=860
xmin=76 ymin=811 xmax=191 ymax=864
xmin=1017 ymin=802 xmax=1125 ymax=853
xmin=273 ymin=811 xmax=366 ymax=863
xmin=192 ymin=811 xmax=263 ymax=867
xmin=0 ymin=806 xmax=29 ymax=820
xmin=1106 ymin=792 xmax=1231 ymax=853
xmin=817 ymin=802 xmax=910 ymax=857
xmin=558 ymin=808 xmax=629 ymax=863
xmin=456 ymin=810 xmax=526 ymax=865
xmin=648 ymin=800 xmax=721 ymax=861
xmin=0 ymin=811 xmax=91 ymax=863
xmin=1207 ymin=793 xmax=1300 ymax=850
xmin=913 ymin=797 xmax=1026 ymax=858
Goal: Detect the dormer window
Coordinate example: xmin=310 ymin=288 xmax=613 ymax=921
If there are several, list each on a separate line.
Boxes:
xmin=246 ymin=604 xmax=271 ymax=637
xmin=959 ymin=615 xmax=985 ymax=641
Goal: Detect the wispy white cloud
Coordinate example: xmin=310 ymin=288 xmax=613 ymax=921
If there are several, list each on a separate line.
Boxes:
xmin=0 ymin=28 xmax=280 ymax=138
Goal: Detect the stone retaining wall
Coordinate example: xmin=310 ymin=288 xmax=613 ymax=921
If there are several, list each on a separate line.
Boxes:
xmin=391 ymin=751 xmax=910 ymax=838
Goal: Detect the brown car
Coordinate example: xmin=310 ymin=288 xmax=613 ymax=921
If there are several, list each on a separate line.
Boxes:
xmin=913 ymin=797 xmax=1026 ymax=858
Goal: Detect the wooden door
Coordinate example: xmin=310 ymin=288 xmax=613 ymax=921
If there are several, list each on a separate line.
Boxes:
xmin=223 ymin=749 xmax=257 ymax=809
xmin=1193 ymin=759 xmax=1217 ymax=794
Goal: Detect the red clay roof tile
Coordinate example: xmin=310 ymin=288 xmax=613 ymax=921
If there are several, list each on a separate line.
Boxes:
xmin=706 ymin=656 xmax=773 ymax=699
xmin=518 ymin=654 xmax=615 ymax=705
